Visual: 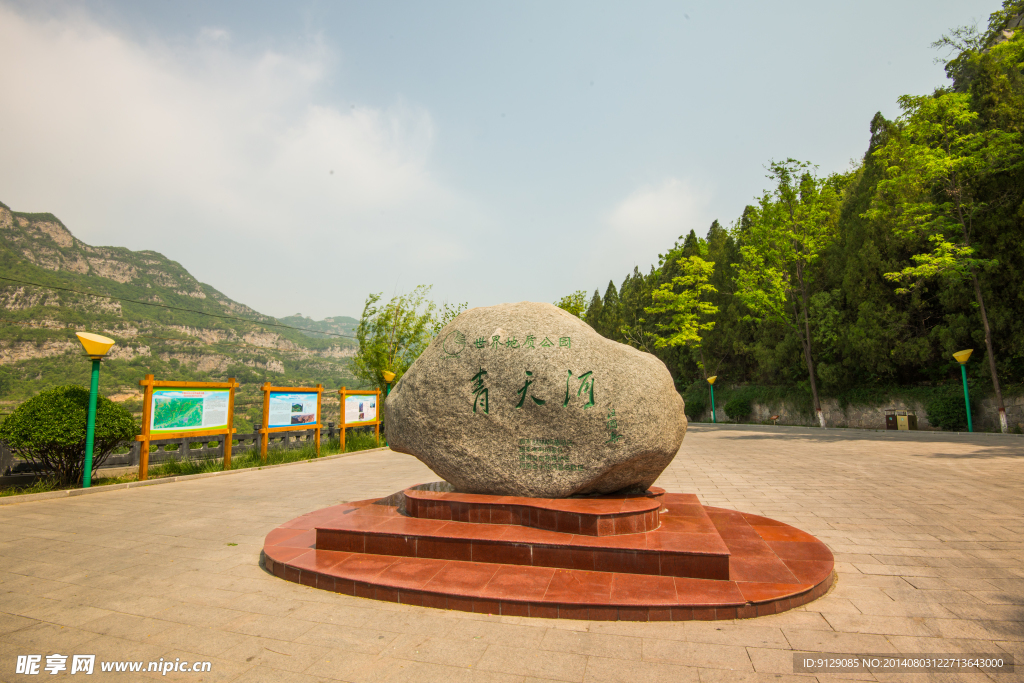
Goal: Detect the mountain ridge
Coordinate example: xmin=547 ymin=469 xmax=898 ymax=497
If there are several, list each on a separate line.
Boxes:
xmin=0 ymin=200 xmax=363 ymax=427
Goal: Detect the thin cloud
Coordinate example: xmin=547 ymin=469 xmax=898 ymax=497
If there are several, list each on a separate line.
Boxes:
xmin=0 ymin=4 xmax=483 ymax=317
xmin=580 ymin=178 xmax=713 ymax=286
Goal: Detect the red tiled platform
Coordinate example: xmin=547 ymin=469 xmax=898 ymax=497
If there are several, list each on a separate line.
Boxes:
xmin=404 ymin=485 xmax=663 ymax=535
xmin=263 ymin=484 xmax=834 ymax=621
xmin=317 ymin=487 xmax=728 ymax=580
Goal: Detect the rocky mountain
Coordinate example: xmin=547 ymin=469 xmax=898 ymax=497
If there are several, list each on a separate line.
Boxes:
xmin=276 ymin=314 xmax=359 ymax=339
xmin=0 ymin=200 xmax=361 ymax=428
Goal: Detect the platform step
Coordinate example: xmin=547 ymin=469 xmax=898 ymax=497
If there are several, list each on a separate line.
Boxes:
xmin=267 ymin=547 xmax=830 ymax=620
xmin=263 ymin=493 xmax=836 ymax=622
xmin=316 ymin=491 xmax=729 ymax=580
xmin=404 ymin=484 xmax=663 ymax=536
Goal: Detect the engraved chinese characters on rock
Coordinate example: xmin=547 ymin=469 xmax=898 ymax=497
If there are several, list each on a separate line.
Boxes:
xmin=518 ymin=438 xmax=583 ymax=471
xmin=470 ymin=368 xmax=489 ymax=414
xmin=563 ymin=370 xmax=594 ymax=409
xmin=468 ymin=332 xmax=571 ymax=352
xmin=516 ymin=370 xmax=546 ymax=408
xmin=467 ymin=367 xmax=598 ymax=413
xmin=605 ymin=408 xmax=623 ymax=444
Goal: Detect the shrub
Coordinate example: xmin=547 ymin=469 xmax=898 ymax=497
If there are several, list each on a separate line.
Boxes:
xmin=0 ymin=385 xmax=138 ymax=486
xmin=925 ymin=392 xmax=978 ymax=432
xmin=683 ymin=392 xmax=707 ymax=420
xmin=724 ymin=398 xmax=752 ymax=422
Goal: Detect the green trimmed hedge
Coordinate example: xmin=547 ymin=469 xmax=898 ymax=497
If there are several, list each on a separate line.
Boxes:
xmin=0 ymin=385 xmax=137 ymax=486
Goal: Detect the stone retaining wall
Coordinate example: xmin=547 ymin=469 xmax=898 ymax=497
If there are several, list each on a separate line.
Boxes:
xmin=698 ymin=395 xmax=1024 ymax=432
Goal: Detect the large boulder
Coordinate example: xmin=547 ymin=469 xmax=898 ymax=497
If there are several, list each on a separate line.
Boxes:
xmin=385 ymin=302 xmax=686 ymax=497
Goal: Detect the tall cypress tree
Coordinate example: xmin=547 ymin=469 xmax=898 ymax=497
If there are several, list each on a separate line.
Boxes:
xmin=599 ymin=280 xmax=622 ymax=340
xmin=584 ymin=289 xmax=603 ymax=331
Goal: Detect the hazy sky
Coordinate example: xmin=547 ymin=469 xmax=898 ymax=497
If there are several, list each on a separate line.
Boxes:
xmin=0 ymin=1 xmax=998 ymax=320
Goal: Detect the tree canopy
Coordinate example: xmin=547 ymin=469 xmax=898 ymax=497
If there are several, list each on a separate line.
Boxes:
xmin=352 ymin=285 xmax=437 ymax=393
xmin=557 ymin=1 xmax=1024 ymax=431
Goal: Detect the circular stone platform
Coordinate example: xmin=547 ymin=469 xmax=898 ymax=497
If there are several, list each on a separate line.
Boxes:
xmin=262 ymin=484 xmax=834 ymax=621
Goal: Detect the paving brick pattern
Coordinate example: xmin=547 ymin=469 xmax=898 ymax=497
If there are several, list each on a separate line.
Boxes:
xmin=0 ymin=424 xmax=1021 ymax=681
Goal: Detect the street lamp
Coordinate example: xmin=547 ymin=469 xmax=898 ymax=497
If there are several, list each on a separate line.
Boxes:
xmin=707 ymin=376 xmax=717 ymax=424
xmin=382 ymin=371 xmax=396 ymax=446
xmin=953 ymin=349 xmax=974 ymax=433
xmin=75 ymin=332 xmax=115 ymax=488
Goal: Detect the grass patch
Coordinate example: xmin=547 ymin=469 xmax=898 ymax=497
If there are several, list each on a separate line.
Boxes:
xmin=0 ymin=477 xmax=60 ymax=497
xmin=343 ymin=428 xmax=383 ymax=453
xmin=106 ymin=434 xmax=381 ymax=482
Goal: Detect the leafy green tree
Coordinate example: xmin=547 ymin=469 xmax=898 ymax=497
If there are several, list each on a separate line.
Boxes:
xmin=432 ymin=301 xmax=468 ymax=338
xmin=554 ymin=290 xmax=588 ymax=320
xmin=0 ymin=385 xmax=137 ymax=486
xmin=734 ymin=160 xmax=842 ymax=428
xmin=618 ymin=266 xmax=659 ymax=354
xmin=821 ymin=114 xmax=920 ymax=389
xmin=935 ymin=0 xmax=1024 ymax=90
xmin=644 ymin=250 xmax=719 ymax=371
xmin=353 ymin=285 xmax=437 ymax=393
xmin=701 ymin=220 xmax=752 ymax=382
xmin=867 ymin=90 xmax=1022 ymax=431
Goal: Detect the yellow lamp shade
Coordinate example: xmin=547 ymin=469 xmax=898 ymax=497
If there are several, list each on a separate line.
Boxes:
xmin=382 ymin=370 xmax=396 ymax=383
xmin=707 ymin=375 xmax=717 ymax=385
xmin=952 ymin=349 xmax=973 ymax=365
xmin=76 ymin=332 xmax=115 ymax=358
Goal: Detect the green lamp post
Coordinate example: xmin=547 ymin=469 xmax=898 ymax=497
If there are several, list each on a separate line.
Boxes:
xmin=953 ymin=349 xmax=974 ymax=433
xmin=382 ymin=370 xmax=396 ymax=446
xmin=707 ymin=376 xmax=717 ymax=424
xmin=76 ymin=332 xmax=115 ymax=488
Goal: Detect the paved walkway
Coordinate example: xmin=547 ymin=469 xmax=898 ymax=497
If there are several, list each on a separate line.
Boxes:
xmin=0 ymin=425 xmax=1021 ymax=682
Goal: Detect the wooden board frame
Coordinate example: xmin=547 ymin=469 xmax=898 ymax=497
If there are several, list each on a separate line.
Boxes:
xmin=260 ymin=383 xmax=324 ymax=462
xmin=339 ymin=386 xmax=381 ymax=451
xmin=136 ymin=374 xmax=239 ymax=481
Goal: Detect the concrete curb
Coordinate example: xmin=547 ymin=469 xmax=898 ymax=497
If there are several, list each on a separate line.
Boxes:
xmin=0 ymin=447 xmax=392 ymax=506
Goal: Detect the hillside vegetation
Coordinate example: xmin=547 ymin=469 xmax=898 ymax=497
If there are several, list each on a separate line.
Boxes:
xmin=0 ymin=202 xmax=360 ymax=429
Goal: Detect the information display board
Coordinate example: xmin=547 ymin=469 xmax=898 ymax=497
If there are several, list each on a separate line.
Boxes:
xmin=344 ymin=394 xmax=377 ymax=425
xmin=259 ymin=384 xmax=324 ymax=461
xmin=338 ymin=386 xmax=382 ymax=451
xmin=268 ymin=391 xmax=319 ymax=427
xmin=136 ymin=375 xmax=239 ymax=481
xmin=151 ymin=389 xmax=230 ymax=433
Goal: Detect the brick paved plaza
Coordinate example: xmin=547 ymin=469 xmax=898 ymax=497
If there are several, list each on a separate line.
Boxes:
xmin=1 ymin=425 xmax=1022 ymax=682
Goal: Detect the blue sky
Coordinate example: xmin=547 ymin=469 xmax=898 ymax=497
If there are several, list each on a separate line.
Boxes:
xmin=0 ymin=1 xmax=998 ymax=320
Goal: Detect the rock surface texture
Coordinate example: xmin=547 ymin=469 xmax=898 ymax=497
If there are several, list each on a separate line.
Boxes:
xmin=386 ymin=302 xmax=687 ymax=497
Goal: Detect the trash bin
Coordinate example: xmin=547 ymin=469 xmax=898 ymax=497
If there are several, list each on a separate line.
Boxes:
xmin=885 ymin=409 xmax=917 ymax=430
